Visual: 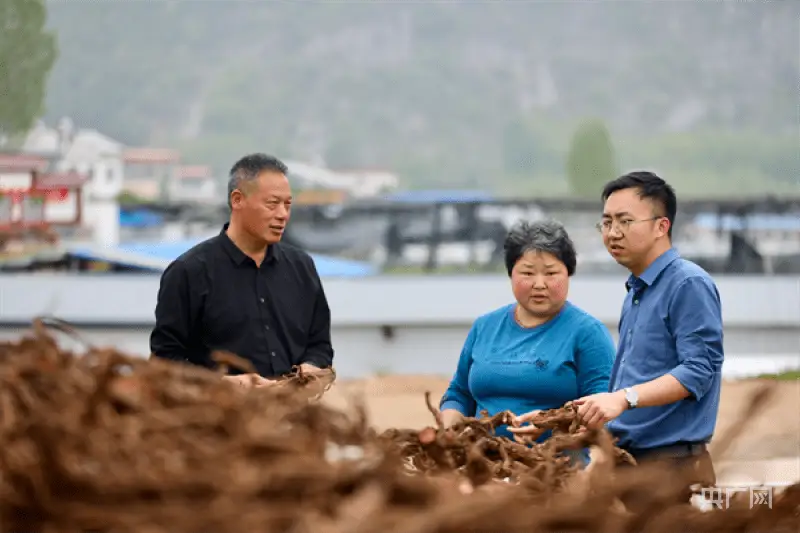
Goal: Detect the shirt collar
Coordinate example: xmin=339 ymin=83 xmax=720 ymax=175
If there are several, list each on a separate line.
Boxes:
xmin=219 ymin=222 xmax=279 ymax=266
xmin=625 ymin=247 xmax=680 ymax=291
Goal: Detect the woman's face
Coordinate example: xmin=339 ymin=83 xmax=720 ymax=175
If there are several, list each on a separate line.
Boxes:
xmin=510 ymin=250 xmax=570 ymax=319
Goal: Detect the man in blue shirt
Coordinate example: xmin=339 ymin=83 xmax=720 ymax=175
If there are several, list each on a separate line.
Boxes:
xmin=573 ymin=171 xmax=723 ymax=489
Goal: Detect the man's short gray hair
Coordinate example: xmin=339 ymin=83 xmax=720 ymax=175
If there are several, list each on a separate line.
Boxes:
xmin=503 ymin=219 xmax=577 ymax=276
xmin=226 ymin=153 xmax=289 ymax=209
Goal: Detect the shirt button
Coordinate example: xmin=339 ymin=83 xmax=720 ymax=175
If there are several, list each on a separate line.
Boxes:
xmin=271 ymin=351 xmax=276 ymax=357
xmin=264 ymin=325 xmax=270 ymax=330
xmin=260 ymin=298 xmax=265 ymax=303
xmin=633 ymin=299 xmax=639 ymax=305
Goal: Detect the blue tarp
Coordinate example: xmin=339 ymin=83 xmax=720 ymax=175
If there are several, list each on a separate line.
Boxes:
xmin=383 ymin=189 xmax=493 ymax=204
xmin=68 ymin=238 xmax=377 ymax=278
xmin=115 ymin=239 xmax=210 ymax=260
xmin=119 ymin=209 xmax=164 ymax=228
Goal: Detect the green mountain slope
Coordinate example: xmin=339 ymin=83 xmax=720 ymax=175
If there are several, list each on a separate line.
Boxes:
xmin=41 ymin=1 xmax=800 ymax=194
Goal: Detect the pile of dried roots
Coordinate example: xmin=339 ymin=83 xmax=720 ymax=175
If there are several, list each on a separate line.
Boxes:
xmin=379 ymin=392 xmax=636 ymax=495
xmin=0 ymin=320 xmax=798 ymax=533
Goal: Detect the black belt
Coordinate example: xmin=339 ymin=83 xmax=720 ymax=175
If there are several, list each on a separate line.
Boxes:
xmin=625 ymin=442 xmax=707 ymax=460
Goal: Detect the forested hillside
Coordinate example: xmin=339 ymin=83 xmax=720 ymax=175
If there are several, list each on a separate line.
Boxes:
xmin=41 ymin=1 xmax=799 ymax=194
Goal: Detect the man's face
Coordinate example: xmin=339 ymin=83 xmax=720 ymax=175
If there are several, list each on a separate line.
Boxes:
xmin=601 ymin=187 xmax=669 ymax=271
xmin=231 ymin=171 xmax=292 ymax=245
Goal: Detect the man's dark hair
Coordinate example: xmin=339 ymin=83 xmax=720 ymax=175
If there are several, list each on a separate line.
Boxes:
xmin=601 ymin=171 xmax=677 ymax=238
xmin=503 ymin=219 xmax=578 ymax=277
xmin=227 ymin=153 xmax=289 ymax=209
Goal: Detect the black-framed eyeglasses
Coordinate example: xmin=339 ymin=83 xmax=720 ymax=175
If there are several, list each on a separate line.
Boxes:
xmin=595 ymin=217 xmax=661 ymax=234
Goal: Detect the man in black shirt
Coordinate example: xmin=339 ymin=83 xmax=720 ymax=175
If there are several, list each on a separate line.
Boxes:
xmin=149 ymin=153 xmax=334 ymax=387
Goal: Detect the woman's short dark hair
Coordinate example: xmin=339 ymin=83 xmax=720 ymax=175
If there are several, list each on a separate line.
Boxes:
xmin=503 ymin=219 xmax=577 ymax=277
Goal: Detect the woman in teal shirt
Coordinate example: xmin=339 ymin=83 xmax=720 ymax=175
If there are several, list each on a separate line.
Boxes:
xmin=439 ymin=220 xmax=616 ymax=456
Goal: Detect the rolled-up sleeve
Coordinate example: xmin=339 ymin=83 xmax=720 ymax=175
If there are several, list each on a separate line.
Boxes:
xmin=667 ymin=276 xmax=724 ymax=401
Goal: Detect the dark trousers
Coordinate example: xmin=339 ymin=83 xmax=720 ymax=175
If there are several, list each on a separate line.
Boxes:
xmin=620 ymin=443 xmax=716 ymax=505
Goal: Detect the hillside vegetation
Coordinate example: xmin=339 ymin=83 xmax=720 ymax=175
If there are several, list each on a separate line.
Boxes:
xmin=42 ymin=1 xmax=800 ymax=195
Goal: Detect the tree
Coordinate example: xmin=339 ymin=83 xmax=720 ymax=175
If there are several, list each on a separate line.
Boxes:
xmin=0 ymin=0 xmax=58 ymax=137
xmin=565 ymin=119 xmax=618 ymax=197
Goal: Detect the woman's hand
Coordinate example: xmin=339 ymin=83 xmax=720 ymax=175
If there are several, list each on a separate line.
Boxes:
xmin=507 ymin=409 xmax=542 ymax=435
xmin=441 ymin=409 xmax=465 ymax=429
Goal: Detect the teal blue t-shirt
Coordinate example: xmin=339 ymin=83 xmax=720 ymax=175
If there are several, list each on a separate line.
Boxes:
xmin=439 ymin=302 xmax=615 ymax=441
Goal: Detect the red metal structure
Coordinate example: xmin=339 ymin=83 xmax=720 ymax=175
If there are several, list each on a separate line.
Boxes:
xmin=0 ymin=153 xmax=86 ymax=231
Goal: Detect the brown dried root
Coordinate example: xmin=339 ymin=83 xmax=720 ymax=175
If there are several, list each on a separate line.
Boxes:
xmin=379 ymin=393 xmax=638 ymax=498
xmin=0 ymin=322 xmax=798 ymax=533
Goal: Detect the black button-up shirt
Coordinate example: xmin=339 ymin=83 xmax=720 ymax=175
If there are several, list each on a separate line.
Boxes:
xmin=149 ymin=224 xmax=334 ymax=377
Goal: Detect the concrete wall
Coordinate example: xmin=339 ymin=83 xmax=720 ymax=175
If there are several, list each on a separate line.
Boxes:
xmin=0 ymin=273 xmax=798 ymax=327
xmin=0 ymin=324 xmax=796 ymax=381
xmin=0 ymin=274 xmax=797 ymax=379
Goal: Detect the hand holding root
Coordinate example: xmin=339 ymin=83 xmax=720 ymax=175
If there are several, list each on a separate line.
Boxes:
xmin=274 ymin=365 xmax=337 ymax=401
xmin=573 ymin=392 xmax=628 ymax=429
xmin=222 ymin=373 xmax=273 ymax=388
xmin=507 ymin=409 xmax=543 ymax=443
xmin=213 ymin=351 xmax=270 ymax=389
xmin=441 ymin=409 xmax=465 ymax=430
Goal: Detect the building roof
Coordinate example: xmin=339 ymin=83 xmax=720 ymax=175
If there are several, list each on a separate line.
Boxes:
xmin=21 ymin=121 xmax=61 ymax=153
xmin=22 ymin=120 xmax=123 ymax=161
xmin=62 ymin=130 xmax=123 ymax=161
xmin=34 ymin=171 xmax=88 ymax=189
xmin=176 ymin=165 xmax=212 ymax=179
xmin=0 ymin=153 xmax=49 ymax=172
xmin=383 ymin=189 xmax=494 ymax=204
xmin=122 ymin=148 xmax=181 ymax=164
xmin=66 ymin=239 xmax=377 ymax=278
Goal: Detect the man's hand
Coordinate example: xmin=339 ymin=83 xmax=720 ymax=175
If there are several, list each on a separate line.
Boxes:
xmin=296 ymin=363 xmax=335 ymax=388
xmin=297 ymin=363 xmax=321 ymax=375
xmin=222 ymin=373 xmax=274 ymax=388
xmin=573 ymin=391 xmax=628 ymax=429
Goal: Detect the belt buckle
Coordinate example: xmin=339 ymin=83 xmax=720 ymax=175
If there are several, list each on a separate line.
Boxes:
xmin=687 ymin=443 xmax=703 ymax=455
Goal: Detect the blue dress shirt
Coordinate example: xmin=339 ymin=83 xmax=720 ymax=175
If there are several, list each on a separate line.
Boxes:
xmin=607 ymin=247 xmax=725 ymax=450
